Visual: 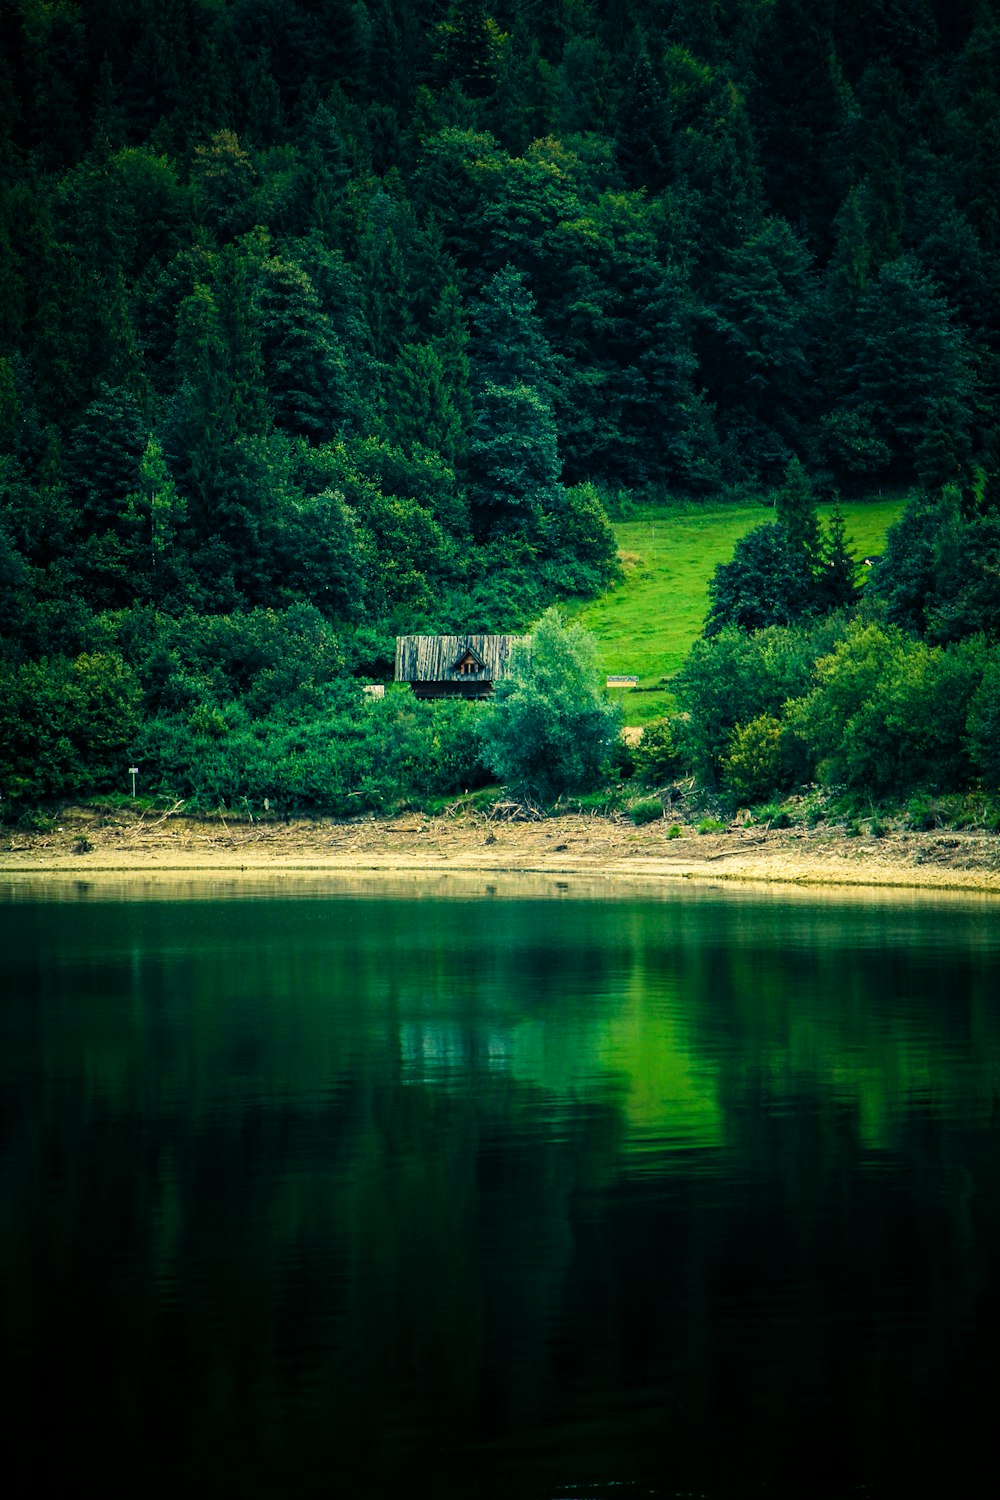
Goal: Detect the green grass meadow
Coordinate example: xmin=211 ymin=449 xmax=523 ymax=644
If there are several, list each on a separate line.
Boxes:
xmin=571 ymin=498 xmax=906 ymax=725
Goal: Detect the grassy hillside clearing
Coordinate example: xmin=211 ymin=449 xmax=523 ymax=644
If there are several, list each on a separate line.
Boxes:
xmin=570 ymin=498 xmax=906 ymax=725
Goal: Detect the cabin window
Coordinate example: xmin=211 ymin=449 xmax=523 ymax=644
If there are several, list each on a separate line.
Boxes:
xmin=454 ymin=651 xmax=484 ymax=675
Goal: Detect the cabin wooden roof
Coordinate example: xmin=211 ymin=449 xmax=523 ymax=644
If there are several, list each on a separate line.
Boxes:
xmin=395 ymin=634 xmax=531 ymax=683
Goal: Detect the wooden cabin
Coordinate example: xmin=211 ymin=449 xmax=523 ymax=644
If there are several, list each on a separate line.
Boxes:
xmin=395 ymin=634 xmax=530 ymax=699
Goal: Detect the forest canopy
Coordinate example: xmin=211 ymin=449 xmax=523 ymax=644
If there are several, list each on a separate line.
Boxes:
xmin=1 ymin=1 xmax=998 ymax=810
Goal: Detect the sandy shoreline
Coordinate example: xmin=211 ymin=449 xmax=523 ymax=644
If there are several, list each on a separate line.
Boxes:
xmin=3 ymin=805 xmax=1000 ymax=895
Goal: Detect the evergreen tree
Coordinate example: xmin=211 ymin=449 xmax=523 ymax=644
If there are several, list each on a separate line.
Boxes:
xmin=470 ymin=264 xmax=557 ymax=402
xmin=750 ymin=0 xmax=850 ymax=253
xmin=389 ymin=343 xmax=462 ymax=468
xmin=468 ymin=380 xmax=562 ymax=538
xmin=817 ymin=505 xmax=860 ymax=612
xmin=845 ymin=254 xmax=970 ymax=479
xmin=434 ymin=0 xmax=495 ymax=99
xmin=191 ymin=129 xmax=256 ymax=240
xmin=774 ymin=456 xmax=822 ymax=570
xmin=430 ymin=280 xmax=474 ymax=465
xmin=615 ymin=46 xmax=671 ymax=192
xmin=65 ymin=385 xmax=148 ymax=529
xmin=257 ymin=253 xmax=350 ymax=441
xmin=702 ymin=218 xmax=819 ymax=476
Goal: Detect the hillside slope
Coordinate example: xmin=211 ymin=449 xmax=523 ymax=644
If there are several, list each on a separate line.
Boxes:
xmin=573 ymin=498 xmax=905 ymax=723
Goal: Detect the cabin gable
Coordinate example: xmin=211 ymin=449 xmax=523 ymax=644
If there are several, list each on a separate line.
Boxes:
xmin=395 ymin=634 xmax=530 ymax=698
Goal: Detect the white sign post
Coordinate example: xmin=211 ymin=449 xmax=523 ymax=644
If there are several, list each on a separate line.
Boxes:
xmin=129 ymin=765 xmax=139 ymax=798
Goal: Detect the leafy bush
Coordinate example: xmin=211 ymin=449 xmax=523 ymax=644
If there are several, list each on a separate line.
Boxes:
xmin=905 ymin=795 xmax=941 ymax=831
xmin=755 ymin=803 xmax=793 ymax=828
xmin=967 ymin=651 xmax=1000 ymax=788
xmin=788 ymin=622 xmax=987 ymax=795
xmin=477 ymin=608 xmax=621 ymax=799
xmin=129 ymin=689 xmax=488 ymax=815
xmin=628 ymin=797 xmax=663 ymax=825
xmin=0 ymin=651 xmax=140 ymax=798
xmin=674 ymin=619 xmax=846 ymax=785
xmin=722 ymin=714 xmax=784 ymax=802
xmin=631 ymin=717 xmax=681 ymax=784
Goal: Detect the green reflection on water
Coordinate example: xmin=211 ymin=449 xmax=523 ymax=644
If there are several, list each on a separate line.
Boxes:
xmin=2 ymin=881 xmax=999 ymax=1498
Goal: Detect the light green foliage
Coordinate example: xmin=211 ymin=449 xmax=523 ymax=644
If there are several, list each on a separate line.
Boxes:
xmin=628 ymin=796 xmax=664 ymax=825
xmin=544 ymin=482 xmax=619 ymax=592
xmin=788 ymin=623 xmax=988 ymax=795
xmin=129 ymin=687 xmax=488 ymax=816
xmin=477 ymin=607 xmax=621 ymax=799
xmin=673 ymin=618 xmax=848 ymax=786
xmin=722 ymin=714 xmax=785 ymax=803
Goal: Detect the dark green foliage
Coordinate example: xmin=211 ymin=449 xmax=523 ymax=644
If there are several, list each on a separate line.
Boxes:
xmin=470 ymin=265 xmax=557 ymax=403
xmin=967 ymin=653 xmax=1000 ymax=788
xmin=468 ymin=380 xmax=562 ymax=537
xmin=774 ymin=458 xmax=821 ymax=569
xmin=707 ymin=463 xmax=860 ymax=635
xmin=701 ymin=218 xmax=818 ymax=477
xmin=388 ymin=343 xmax=463 ymax=468
xmin=705 ymin=523 xmax=815 ymax=636
xmin=843 ymin=256 xmax=971 ymax=479
xmin=0 ymin=651 xmax=140 ymax=798
xmin=257 ymin=253 xmax=351 ymax=440
xmin=1 ymin=1 xmax=998 ymax=809
xmin=871 ymin=487 xmax=1000 ymax=643
xmin=129 ymin=689 xmax=489 ymax=815
xmin=817 ymin=507 xmax=860 ymax=613
xmin=65 ymin=385 xmax=148 ymax=527
xmin=632 ymin=718 xmax=681 ymax=785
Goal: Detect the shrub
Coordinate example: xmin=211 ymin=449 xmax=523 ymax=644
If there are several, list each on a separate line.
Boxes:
xmin=628 ymin=796 xmax=663 ymax=825
xmin=967 ymin=651 xmax=1000 ymax=788
xmin=722 ymin=714 xmax=784 ymax=802
xmin=788 ymin=621 xmax=987 ymax=796
xmin=905 ymin=795 xmax=941 ymax=831
xmin=477 ymin=608 xmax=621 ymax=799
xmin=756 ymin=803 xmax=793 ymax=828
xmin=674 ymin=617 xmax=847 ymax=785
xmin=631 ymin=717 xmax=681 ymax=784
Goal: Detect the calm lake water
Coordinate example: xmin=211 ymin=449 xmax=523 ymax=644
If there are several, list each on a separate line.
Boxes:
xmin=2 ymin=876 xmax=999 ymax=1498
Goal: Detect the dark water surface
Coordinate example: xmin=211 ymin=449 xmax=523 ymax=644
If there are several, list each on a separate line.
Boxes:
xmin=2 ymin=878 xmax=1000 ymax=1498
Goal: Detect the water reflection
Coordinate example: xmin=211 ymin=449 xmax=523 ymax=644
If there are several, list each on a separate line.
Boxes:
xmin=1 ymin=884 xmax=999 ymax=1497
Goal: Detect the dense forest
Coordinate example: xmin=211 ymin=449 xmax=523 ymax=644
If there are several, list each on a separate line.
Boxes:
xmin=1 ymin=0 xmax=999 ymax=812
